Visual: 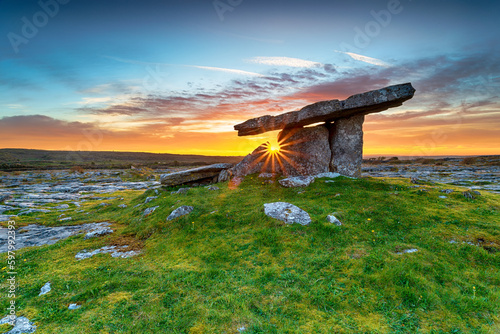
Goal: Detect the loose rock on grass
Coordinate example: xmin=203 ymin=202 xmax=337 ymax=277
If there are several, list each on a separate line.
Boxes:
xmin=263 ymin=202 xmax=311 ymax=226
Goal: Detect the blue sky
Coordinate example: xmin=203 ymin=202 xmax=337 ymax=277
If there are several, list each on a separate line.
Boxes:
xmin=1 ymin=0 xmax=499 ymax=155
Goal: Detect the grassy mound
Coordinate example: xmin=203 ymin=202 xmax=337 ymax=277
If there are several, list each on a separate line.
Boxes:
xmin=1 ymin=176 xmax=499 ymax=333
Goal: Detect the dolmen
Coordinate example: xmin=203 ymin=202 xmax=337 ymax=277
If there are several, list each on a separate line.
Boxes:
xmin=229 ymin=83 xmax=415 ymax=178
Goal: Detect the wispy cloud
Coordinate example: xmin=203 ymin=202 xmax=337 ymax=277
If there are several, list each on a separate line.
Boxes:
xmin=246 ymin=57 xmax=323 ymax=68
xmin=187 ymin=65 xmax=264 ymax=77
xmin=103 ymin=55 xmax=263 ymax=77
xmin=336 ymin=51 xmax=391 ymax=67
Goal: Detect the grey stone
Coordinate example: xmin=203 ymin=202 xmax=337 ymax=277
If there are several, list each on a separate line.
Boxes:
xmin=258 ymin=173 xmax=276 ymax=178
xmin=463 ymin=190 xmax=480 ymax=199
xmin=234 ymin=83 xmax=415 ymax=136
xmin=160 ymin=163 xmax=233 ymax=187
xmin=17 ymin=209 xmax=51 ymax=215
xmin=396 ymin=248 xmax=418 ymax=255
xmin=440 ymin=189 xmax=454 ymax=194
xmin=143 ymin=206 xmax=159 ymax=216
xmin=68 ymin=304 xmax=81 ymax=310
xmin=329 ymin=115 xmax=364 ymax=177
xmin=439 ymin=195 xmax=447 ymax=199
xmin=144 ymin=196 xmax=157 ymax=204
xmin=313 ymin=172 xmax=341 ymax=179
xmin=0 ymin=215 xmax=17 ymax=222
xmin=55 ymin=204 xmax=70 ymax=209
xmin=84 ymin=226 xmax=113 ymax=239
xmin=327 ymin=215 xmax=342 ymax=226
xmin=206 ymin=185 xmax=219 ymax=191
xmin=39 ymin=282 xmax=51 ymax=296
xmin=279 ymin=176 xmax=315 ymax=188
xmin=0 ymin=222 xmax=112 ymax=253
xmin=0 ymin=316 xmax=36 ymax=334
xmin=75 ymin=245 xmax=138 ymax=260
xmin=167 ymin=206 xmax=194 ymax=221
xmin=118 ymin=204 xmax=127 ymax=208
xmin=263 ymin=202 xmax=311 ymax=226
xmin=59 ymin=217 xmax=72 ymax=222
xmin=171 ymin=188 xmax=189 ymax=195
xmin=218 ymin=169 xmax=231 ymax=183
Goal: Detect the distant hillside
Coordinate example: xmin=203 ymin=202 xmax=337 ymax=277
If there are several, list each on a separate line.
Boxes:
xmin=0 ymin=148 xmax=243 ymax=171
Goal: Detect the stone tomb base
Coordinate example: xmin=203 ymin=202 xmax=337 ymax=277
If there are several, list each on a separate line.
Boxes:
xmin=230 ymin=115 xmax=365 ymax=178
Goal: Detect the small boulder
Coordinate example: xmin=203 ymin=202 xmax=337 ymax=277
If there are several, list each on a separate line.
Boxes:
xmin=68 ymin=304 xmax=81 ymax=310
xmin=143 ymin=206 xmax=159 ymax=216
xmin=39 ymin=282 xmax=51 ymax=296
xmin=171 ymin=188 xmax=189 ymax=195
xmin=440 ymin=189 xmax=454 ymax=194
xmin=463 ymin=190 xmax=480 ymax=199
xmin=206 ymin=185 xmax=219 ymax=191
xmin=167 ymin=206 xmax=194 ymax=221
xmin=145 ymin=196 xmax=157 ymax=204
xmin=118 ymin=204 xmax=127 ymax=208
xmin=263 ymin=202 xmax=311 ymax=226
xmin=84 ymin=226 xmax=113 ymax=239
xmin=279 ymin=176 xmax=315 ymax=188
xmin=327 ymin=215 xmax=342 ymax=226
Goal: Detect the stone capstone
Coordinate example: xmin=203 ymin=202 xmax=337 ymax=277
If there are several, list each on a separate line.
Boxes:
xmin=160 ymin=163 xmax=234 ymax=187
xmin=263 ymin=202 xmax=311 ymax=226
xmin=234 ymin=83 xmax=415 ymax=136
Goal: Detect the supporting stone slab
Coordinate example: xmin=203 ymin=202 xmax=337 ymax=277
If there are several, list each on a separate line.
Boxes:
xmin=230 ymin=125 xmax=331 ymax=177
xmin=329 ymin=115 xmax=365 ymax=177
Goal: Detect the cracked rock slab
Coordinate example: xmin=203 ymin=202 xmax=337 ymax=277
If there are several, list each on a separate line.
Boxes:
xmin=264 ymin=202 xmax=311 ymax=226
xmin=0 ymin=316 xmax=36 ymax=334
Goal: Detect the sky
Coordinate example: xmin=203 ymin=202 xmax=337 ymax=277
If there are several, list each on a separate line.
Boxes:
xmin=0 ymin=0 xmax=499 ymax=157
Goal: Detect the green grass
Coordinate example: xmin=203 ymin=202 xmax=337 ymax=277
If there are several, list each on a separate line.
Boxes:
xmin=1 ymin=176 xmax=500 ymax=333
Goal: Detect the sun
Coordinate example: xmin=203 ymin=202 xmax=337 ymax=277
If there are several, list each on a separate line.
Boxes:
xmin=268 ymin=145 xmax=280 ymax=153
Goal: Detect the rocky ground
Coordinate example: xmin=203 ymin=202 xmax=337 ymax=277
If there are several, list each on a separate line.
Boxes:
xmin=362 ymin=157 xmax=500 ymax=194
xmin=1 ymin=159 xmax=498 ymax=225
xmin=0 ymin=169 xmax=162 ymax=223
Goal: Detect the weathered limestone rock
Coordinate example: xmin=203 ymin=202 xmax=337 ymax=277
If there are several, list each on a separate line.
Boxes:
xmin=235 ymin=83 xmax=415 ymax=136
xmin=231 ymin=125 xmax=330 ymax=177
xmin=263 ymin=202 xmax=311 ymax=226
xmin=278 ymin=176 xmax=315 ymax=188
xmin=166 ymin=205 xmax=194 ymax=221
xmin=160 ymin=163 xmax=234 ymax=187
xmin=329 ymin=115 xmax=365 ymax=177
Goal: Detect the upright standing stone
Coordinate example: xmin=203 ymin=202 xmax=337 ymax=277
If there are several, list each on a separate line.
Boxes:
xmin=230 ymin=125 xmax=331 ymax=177
xmin=329 ymin=115 xmax=364 ymax=177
